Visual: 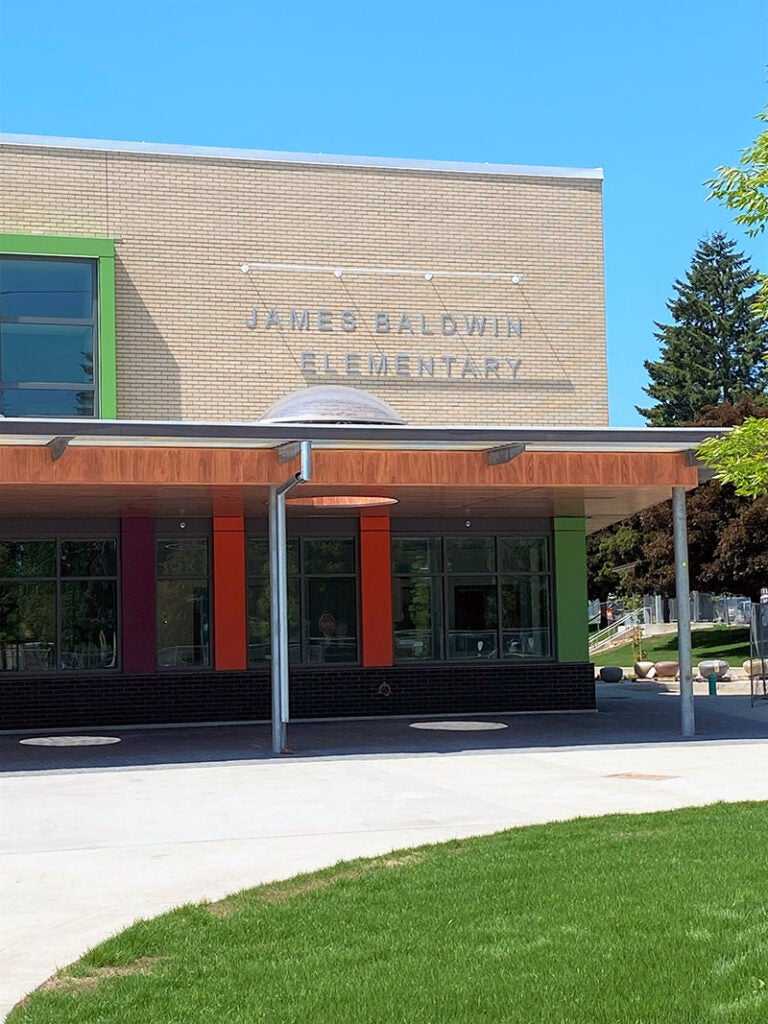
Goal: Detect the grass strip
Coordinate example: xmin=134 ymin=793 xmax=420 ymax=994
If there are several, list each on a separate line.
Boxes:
xmin=596 ymin=625 xmax=750 ymax=669
xmin=10 ymin=802 xmax=768 ymax=1024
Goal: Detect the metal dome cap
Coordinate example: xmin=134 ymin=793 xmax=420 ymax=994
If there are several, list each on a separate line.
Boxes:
xmin=259 ymin=384 xmax=405 ymax=425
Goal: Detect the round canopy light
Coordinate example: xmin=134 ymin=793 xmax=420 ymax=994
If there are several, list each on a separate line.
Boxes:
xmin=286 ymin=495 xmax=398 ymax=509
xmin=20 ymin=735 xmax=122 ymax=746
xmin=409 ymin=721 xmax=508 ymax=732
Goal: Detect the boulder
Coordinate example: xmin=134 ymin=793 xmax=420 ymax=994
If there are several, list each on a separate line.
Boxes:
xmin=654 ymin=661 xmax=679 ymax=679
xmin=697 ymin=659 xmax=729 ymax=680
xmin=599 ymin=666 xmax=623 ymax=683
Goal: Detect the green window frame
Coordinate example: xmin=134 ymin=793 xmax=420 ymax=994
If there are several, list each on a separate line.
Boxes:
xmin=0 ymin=234 xmax=116 ymax=417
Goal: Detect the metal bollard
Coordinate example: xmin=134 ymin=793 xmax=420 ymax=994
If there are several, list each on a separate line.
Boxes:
xmin=708 ymin=673 xmax=718 ymax=696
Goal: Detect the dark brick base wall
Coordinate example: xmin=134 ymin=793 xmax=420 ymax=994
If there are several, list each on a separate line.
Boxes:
xmin=0 ymin=662 xmax=595 ymax=730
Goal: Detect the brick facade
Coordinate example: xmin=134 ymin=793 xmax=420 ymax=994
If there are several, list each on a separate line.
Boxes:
xmin=0 ymin=138 xmax=608 ymax=427
xmin=0 ymin=662 xmax=596 ymax=731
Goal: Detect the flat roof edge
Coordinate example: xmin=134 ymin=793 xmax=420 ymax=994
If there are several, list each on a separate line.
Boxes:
xmin=0 ymin=418 xmax=724 ymax=448
xmin=0 ymin=133 xmax=604 ymax=181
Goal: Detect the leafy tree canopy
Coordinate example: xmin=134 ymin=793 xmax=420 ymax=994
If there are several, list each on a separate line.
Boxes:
xmin=698 ymin=417 xmax=768 ymax=498
xmin=707 ymin=108 xmax=768 ymax=238
xmin=707 ymin=104 xmax=768 ymax=316
xmin=588 ymin=400 xmax=768 ymax=603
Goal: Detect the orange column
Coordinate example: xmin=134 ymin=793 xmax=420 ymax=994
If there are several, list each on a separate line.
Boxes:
xmin=213 ymin=516 xmax=247 ymax=671
xmin=360 ymin=512 xmax=393 ymax=667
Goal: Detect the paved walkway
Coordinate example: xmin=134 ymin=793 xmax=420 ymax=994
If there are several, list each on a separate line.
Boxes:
xmin=3 ymin=684 xmax=768 ymax=1018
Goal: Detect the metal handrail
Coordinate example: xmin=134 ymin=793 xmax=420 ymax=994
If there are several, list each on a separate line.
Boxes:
xmin=589 ymin=611 xmax=639 ymax=653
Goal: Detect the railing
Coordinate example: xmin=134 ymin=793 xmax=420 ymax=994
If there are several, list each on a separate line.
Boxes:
xmin=588 ymin=612 xmax=640 ymax=655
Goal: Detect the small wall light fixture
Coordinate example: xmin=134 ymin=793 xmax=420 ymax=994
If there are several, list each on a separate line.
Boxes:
xmin=424 ymin=272 xmax=434 ymax=281
xmin=240 ymin=264 xmax=251 ymax=274
xmin=333 ymin=268 xmax=344 ymax=279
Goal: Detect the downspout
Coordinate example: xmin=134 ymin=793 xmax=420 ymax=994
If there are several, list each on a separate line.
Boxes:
xmin=269 ymin=441 xmax=312 ymax=753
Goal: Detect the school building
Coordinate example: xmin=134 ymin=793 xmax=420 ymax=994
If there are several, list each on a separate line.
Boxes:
xmin=0 ymin=133 xmax=717 ymax=736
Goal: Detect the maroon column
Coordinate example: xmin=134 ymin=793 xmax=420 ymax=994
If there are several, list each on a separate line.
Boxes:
xmin=121 ymin=517 xmax=156 ymax=673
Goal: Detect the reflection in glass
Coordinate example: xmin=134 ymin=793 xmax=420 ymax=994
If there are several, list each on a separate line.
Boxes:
xmin=0 ymin=540 xmax=55 ymax=578
xmin=60 ymin=580 xmax=117 ymax=669
xmin=0 ymin=581 xmax=56 ymax=671
xmin=303 ymin=538 xmax=355 ymax=575
xmin=246 ymin=537 xmax=299 ymax=577
xmin=246 ymin=536 xmax=357 ymax=664
xmin=60 ymin=540 xmax=116 ymax=577
xmin=157 ymin=580 xmax=210 ymax=667
xmin=157 ymin=539 xmax=208 ymax=578
xmin=247 ymin=578 xmax=301 ymax=665
xmin=447 ymin=577 xmax=498 ymax=658
xmin=501 ymin=576 xmax=551 ymax=658
xmin=499 ymin=537 xmax=548 ymax=573
xmin=393 ymin=576 xmax=443 ymax=660
xmin=1 ymin=388 xmax=95 ymax=417
xmin=391 ymin=537 xmax=442 ymax=575
xmin=445 ymin=537 xmax=495 ymax=573
xmin=305 ymin=577 xmax=357 ymax=663
xmin=1 ymin=324 xmax=94 ymax=384
xmin=0 ymin=258 xmax=94 ymax=319
xmin=157 ymin=539 xmax=210 ymax=667
xmin=391 ymin=533 xmax=553 ymax=662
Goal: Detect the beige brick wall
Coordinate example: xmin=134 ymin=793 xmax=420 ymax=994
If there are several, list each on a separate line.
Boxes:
xmin=0 ymin=142 xmax=608 ymax=426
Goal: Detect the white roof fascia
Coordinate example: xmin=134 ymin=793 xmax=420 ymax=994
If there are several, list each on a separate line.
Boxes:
xmin=0 ymin=133 xmax=604 ymax=181
xmin=0 ymin=418 xmax=726 ymax=453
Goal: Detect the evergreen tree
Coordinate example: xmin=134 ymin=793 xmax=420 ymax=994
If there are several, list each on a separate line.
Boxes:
xmin=637 ymin=233 xmax=767 ymax=425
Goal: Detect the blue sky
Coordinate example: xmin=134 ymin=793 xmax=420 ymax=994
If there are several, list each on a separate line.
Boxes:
xmin=1 ymin=0 xmax=765 ymax=425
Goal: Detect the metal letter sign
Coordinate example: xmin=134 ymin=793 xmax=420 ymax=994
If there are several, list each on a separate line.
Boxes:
xmin=245 ymin=304 xmax=524 ymax=382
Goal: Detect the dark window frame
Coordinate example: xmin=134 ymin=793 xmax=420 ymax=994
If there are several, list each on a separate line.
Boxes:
xmin=155 ymin=536 xmax=213 ymax=670
xmin=392 ymin=534 xmax=553 ymax=663
xmin=0 ymin=254 xmax=99 ymax=416
xmin=0 ymin=536 xmax=119 ymax=672
xmin=246 ymin=534 xmax=360 ymax=667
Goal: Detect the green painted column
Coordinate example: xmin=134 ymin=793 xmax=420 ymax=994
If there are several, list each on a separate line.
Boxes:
xmin=553 ymin=517 xmax=589 ymax=662
xmin=98 ymin=254 xmax=117 ymax=417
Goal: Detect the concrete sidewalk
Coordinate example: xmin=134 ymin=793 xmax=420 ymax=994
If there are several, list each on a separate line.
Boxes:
xmin=3 ymin=685 xmax=768 ymax=1019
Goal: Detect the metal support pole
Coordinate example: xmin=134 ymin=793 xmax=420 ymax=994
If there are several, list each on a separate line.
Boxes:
xmin=268 ymin=486 xmax=283 ymax=754
xmin=673 ymin=486 xmax=695 ymax=737
xmin=268 ymin=443 xmax=312 ymax=754
xmin=276 ymin=487 xmax=289 ymax=748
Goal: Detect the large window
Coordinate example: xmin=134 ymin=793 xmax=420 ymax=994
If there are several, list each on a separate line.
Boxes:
xmin=392 ymin=535 xmax=552 ymax=662
xmin=156 ymin=539 xmax=211 ymax=668
xmin=0 ymin=539 xmax=118 ymax=670
xmin=247 ymin=536 xmax=358 ymax=666
xmin=0 ymin=256 xmax=98 ymax=416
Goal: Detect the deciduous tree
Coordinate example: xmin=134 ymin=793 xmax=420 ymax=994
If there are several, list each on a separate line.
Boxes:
xmin=707 ymin=103 xmax=767 ymax=314
xmin=698 ymin=417 xmax=768 ymax=498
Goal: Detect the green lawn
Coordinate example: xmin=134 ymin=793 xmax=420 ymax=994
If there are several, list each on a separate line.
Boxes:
xmin=596 ymin=624 xmax=750 ymax=668
xmin=11 ymin=802 xmax=768 ymax=1024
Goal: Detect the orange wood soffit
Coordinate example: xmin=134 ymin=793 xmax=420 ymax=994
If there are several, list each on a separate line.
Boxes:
xmin=0 ymin=447 xmax=699 ymax=489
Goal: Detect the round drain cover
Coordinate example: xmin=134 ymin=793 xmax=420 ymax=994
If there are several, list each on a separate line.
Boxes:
xmin=410 ymin=720 xmax=508 ymax=732
xmin=20 ymin=736 xmax=122 ymax=747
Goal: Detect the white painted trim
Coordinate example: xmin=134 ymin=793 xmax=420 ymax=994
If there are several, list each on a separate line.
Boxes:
xmin=0 ymin=132 xmax=604 ymax=181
